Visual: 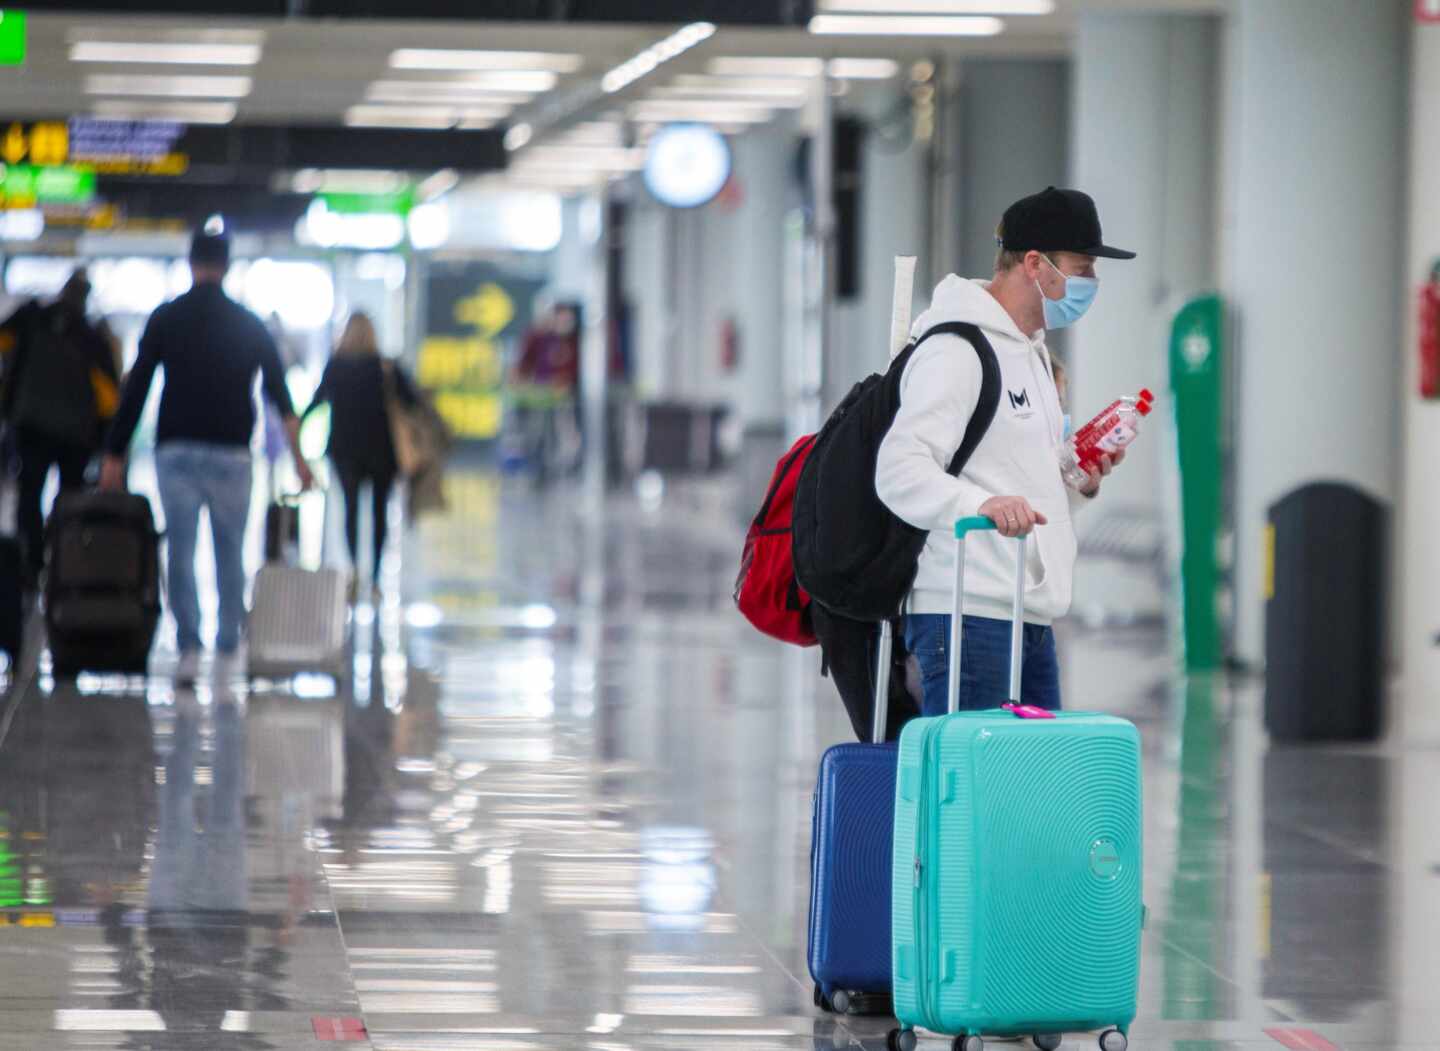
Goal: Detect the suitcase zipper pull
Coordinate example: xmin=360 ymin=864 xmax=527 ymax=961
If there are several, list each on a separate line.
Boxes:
xmin=1002 ymin=703 xmax=1056 ymax=720
xmin=913 ymin=856 xmax=922 ymax=887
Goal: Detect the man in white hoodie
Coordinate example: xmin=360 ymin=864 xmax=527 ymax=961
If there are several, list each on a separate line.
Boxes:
xmin=876 ymin=187 xmax=1134 ymax=715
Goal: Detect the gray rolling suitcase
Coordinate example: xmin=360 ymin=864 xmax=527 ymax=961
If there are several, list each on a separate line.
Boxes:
xmin=247 ymin=564 xmax=348 ymax=681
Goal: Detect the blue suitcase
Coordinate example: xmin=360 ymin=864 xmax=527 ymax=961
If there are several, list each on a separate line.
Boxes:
xmin=807 ymin=618 xmax=901 ymax=1014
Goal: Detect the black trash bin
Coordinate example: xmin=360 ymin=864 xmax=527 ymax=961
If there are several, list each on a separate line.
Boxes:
xmin=1264 ymin=482 xmax=1386 ymax=741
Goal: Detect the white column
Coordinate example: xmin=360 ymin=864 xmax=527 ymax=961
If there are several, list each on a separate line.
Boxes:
xmin=1226 ymin=0 xmax=1407 ymax=664
xmin=1069 ymin=14 xmax=1220 ymax=511
xmin=956 ymin=58 xmax=1070 ymax=282
xmin=1400 ymin=15 xmax=1440 ymax=742
xmin=727 ymin=128 xmax=790 ymax=431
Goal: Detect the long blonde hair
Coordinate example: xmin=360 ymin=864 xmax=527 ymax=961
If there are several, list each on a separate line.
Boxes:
xmin=337 ymin=312 xmax=380 ymax=356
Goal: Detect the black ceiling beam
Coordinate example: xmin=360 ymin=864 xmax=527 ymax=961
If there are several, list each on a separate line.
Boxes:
xmin=19 ymin=0 xmax=812 ymax=23
xmin=93 ymin=179 xmax=313 ymax=232
xmin=1 ymin=120 xmax=508 ymax=175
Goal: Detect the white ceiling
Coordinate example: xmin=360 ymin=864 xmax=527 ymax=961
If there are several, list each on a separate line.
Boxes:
xmin=0 ymin=2 xmax=1225 ymax=125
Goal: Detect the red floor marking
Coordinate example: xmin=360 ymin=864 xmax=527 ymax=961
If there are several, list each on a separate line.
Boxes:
xmin=312 ymin=1016 xmax=368 ymax=1041
xmin=1265 ymin=1028 xmax=1339 ymax=1051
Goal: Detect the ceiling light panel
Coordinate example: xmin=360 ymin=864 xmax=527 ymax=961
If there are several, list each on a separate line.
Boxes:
xmin=819 ymin=0 xmax=1049 ymax=10
xmin=367 ymin=85 xmax=518 ymax=110
xmin=707 ymin=56 xmax=825 ymax=78
xmin=70 ymin=42 xmax=263 ymax=65
xmin=514 ymin=146 xmax=646 ymax=171
xmin=90 ymin=101 xmax=237 ymax=124
xmin=651 ymin=87 xmax=807 ymax=108
xmin=808 ymin=14 xmax=1006 ymax=34
xmin=665 ymin=74 xmax=811 ymax=97
xmin=827 ymin=58 xmax=900 ymax=79
xmin=391 ymin=48 xmax=583 ymax=73
xmin=601 ymin=22 xmax=716 ymax=94
xmin=374 ymin=71 xmax=556 ymax=92
xmin=84 ymin=74 xmax=253 ymax=98
xmin=628 ymin=101 xmax=777 ymax=124
xmin=555 ymin=122 xmax=627 ymax=146
xmin=344 ymin=105 xmax=456 ymax=130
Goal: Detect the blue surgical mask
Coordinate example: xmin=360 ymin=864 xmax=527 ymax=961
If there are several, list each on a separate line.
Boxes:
xmin=1037 ymin=254 xmax=1098 ymax=330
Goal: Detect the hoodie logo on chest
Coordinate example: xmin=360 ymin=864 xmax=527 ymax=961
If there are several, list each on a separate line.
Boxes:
xmin=1008 ymin=389 xmax=1031 ymax=411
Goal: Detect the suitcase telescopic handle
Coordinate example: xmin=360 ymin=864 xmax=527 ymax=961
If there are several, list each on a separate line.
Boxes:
xmin=948 ymin=516 xmax=1029 ymax=716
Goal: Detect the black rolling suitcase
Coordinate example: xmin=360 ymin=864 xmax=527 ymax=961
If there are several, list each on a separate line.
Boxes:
xmin=1 ymin=476 xmax=19 ymax=666
xmin=44 ymin=491 xmax=161 ymax=676
xmin=0 ymin=535 xmax=20 ymax=666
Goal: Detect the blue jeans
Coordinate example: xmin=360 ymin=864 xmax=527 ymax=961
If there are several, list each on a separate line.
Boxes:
xmin=904 ymin=614 xmax=1061 ymax=717
xmin=155 ymin=442 xmax=253 ymax=654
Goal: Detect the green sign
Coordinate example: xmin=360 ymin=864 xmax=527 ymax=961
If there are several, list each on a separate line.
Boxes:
xmin=1169 ymin=295 xmax=1226 ymax=671
xmin=319 ymin=188 xmax=414 ymax=216
xmin=0 ymin=11 xmax=26 ymax=67
xmin=1 ymin=164 xmax=96 ymax=204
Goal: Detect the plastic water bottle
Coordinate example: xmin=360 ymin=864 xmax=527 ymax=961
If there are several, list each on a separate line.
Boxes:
xmin=1058 ymin=388 xmax=1154 ymax=489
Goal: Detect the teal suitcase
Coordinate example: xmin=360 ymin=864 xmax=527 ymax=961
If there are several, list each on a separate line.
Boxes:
xmin=888 ymin=518 xmax=1143 ymax=1051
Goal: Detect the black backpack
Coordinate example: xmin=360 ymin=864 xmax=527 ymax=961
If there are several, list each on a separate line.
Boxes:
xmin=791 ymin=321 xmax=1002 ymax=622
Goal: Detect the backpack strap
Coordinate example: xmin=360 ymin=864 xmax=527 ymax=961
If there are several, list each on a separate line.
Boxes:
xmin=898 ymin=321 xmax=1002 ymax=478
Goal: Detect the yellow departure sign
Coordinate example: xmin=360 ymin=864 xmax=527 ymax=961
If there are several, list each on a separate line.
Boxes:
xmin=0 ymin=120 xmax=189 ymax=175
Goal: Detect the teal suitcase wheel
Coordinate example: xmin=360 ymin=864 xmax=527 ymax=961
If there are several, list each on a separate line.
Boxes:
xmin=887 ymin=1029 xmax=918 ymax=1051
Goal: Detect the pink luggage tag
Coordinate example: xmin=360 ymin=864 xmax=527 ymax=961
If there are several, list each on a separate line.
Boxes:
xmin=1002 ymin=703 xmax=1056 ymax=720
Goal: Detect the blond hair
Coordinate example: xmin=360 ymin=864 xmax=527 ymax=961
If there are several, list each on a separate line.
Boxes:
xmin=337 ymin=312 xmax=380 ymax=356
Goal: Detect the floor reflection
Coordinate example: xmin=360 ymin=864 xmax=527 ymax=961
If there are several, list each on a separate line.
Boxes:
xmin=0 ymin=467 xmax=1428 ymax=1048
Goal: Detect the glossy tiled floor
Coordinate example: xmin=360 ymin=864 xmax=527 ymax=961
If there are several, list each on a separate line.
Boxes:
xmin=0 ymin=464 xmax=1431 ymax=1050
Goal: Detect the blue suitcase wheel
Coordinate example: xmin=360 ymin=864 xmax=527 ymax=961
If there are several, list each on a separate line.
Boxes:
xmin=952 ymin=1036 xmax=982 ymax=1051
xmin=1100 ymin=1031 xmax=1128 ymax=1051
xmin=1035 ymin=1035 xmax=1062 ymax=1051
xmin=830 ymin=989 xmax=851 ymax=1014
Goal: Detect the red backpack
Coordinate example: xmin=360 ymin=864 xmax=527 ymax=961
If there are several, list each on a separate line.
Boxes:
xmin=734 ymin=434 xmax=818 ymax=646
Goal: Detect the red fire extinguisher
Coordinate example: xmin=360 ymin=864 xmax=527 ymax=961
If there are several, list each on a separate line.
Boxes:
xmin=1420 ymin=260 xmax=1440 ymax=399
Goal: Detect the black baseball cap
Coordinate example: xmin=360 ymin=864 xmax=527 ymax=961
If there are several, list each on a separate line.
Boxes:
xmin=998 ymin=187 xmax=1136 ymax=260
xmin=189 ymin=217 xmax=231 ymax=268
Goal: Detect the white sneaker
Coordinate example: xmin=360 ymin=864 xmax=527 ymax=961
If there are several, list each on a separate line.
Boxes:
xmin=214 ymin=645 xmax=247 ymax=684
xmin=175 ymin=650 xmax=201 ymax=684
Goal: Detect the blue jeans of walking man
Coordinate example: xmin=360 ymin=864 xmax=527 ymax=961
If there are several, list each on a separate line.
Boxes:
xmin=904 ymin=613 xmax=1061 ymax=717
xmin=155 ymin=441 xmax=253 ymax=656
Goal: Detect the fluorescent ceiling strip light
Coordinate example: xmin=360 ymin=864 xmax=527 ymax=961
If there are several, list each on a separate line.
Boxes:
xmin=601 ymin=22 xmax=716 ymax=94
xmin=665 ymin=74 xmax=811 ymax=97
xmin=518 ymin=147 xmax=645 ymax=170
xmin=371 ymin=72 xmax=555 ymax=93
xmin=809 ymin=14 xmax=1005 ymax=34
xmin=90 ymin=100 xmax=237 ymax=123
xmin=708 ymin=56 xmax=824 ymax=77
xmin=70 ymin=41 xmax=263 ymax=65
xmin=820 ymin=0 xmax=1048 ymax=10
xmin=652 ymin=87 xmax=807 ymax=108
xmin=367 ymin=88 xmax=515 ymax=112
xmin=367 ymin=83 xmax=531 ymax=105
xmin=827 ymin=58 xmax=900 ymax=78
xmin=554 ymin=121 xmax=626 ymax=146
xmin=387 ymin=70 xmax=556 ymax=92
xmin=84 ymin=74 xmax=253 ymax=97
xmin=629 ymin=104 xmax=775 ymax=124
xmin=292 ymin=168 xmax=410 ymax=193
xmin=344 ymin=105 xmax=456 ymax=129
xmin=391 ymin=48 xmax=583 ymax=73
xmin=504 ymin=123 xmax=533 ymax=149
